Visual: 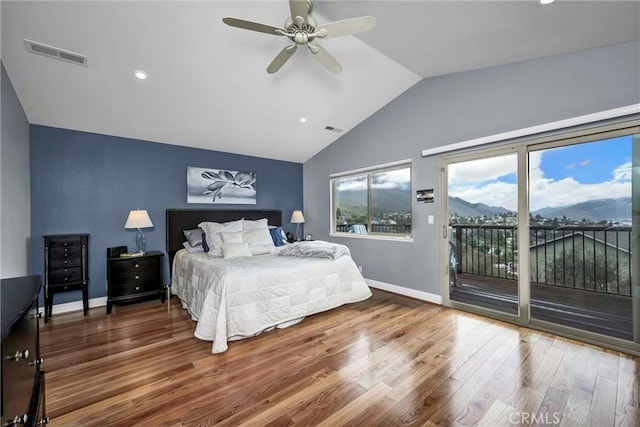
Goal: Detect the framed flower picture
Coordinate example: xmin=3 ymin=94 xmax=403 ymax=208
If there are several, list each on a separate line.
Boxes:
xmin=187 ymin=167 xmax=256 ymax=204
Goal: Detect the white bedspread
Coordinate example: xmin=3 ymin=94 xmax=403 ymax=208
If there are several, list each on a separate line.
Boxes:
xmin=171 ymin=247 xmax=372 ymax=353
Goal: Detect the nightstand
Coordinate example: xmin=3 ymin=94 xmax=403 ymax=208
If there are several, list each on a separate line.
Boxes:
xmin=106 ymin=251 xmax=165 ymax=314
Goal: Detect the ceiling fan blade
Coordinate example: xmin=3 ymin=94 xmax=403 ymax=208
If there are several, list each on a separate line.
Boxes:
xmin=289 ymin=0 xmax=309 ymax=24
xmin=267 ymin=44 xmax=297 ymax=74
xmin=222 ymin=17 xmax=284 ymax=36
xmin=319 ymin=16 xmax=377 ymax=39
xmin=308 ymin=43 xmax=342 ymax=74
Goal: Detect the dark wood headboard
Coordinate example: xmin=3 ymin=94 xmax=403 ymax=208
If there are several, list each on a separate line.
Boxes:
xmin=166 ymin=208 xmax=282 ymax=271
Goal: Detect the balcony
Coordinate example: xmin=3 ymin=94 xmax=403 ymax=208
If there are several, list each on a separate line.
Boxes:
xmin=450 ymin=224 xmax=633 ymax=340
xmin=335 ymin=223 xmax=411 ymax=235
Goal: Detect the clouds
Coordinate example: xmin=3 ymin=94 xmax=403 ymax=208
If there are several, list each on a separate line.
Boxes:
xmin=565 ymin=159 xmax=591 ymax=170
xmin=529 ymin=154 xmax=630 ymax=211
xmin=448 ymin=149 xmax=632 ymax=212
xmin=448 ymin=154 xmax=518 ymax=211
xmin=448 ymin=155 xmax=516 ymax=185
xmin=335 ymin=168 xmax=411 ymax=192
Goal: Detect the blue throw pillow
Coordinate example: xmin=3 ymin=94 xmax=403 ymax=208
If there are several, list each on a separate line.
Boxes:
xmin=269 ymin=227 xmax=286 ymax=247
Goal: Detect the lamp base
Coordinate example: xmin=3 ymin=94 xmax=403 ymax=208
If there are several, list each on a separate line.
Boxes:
xmin=135 ymin=229 xmax=147 ymax=254
xmin=295 ymin=224 xmax=303 ymax=242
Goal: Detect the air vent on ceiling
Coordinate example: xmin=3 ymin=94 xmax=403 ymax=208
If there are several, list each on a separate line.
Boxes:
xmin=24 ymin=39 xmax=88 ymax=66
xmin=324 ymin=125 xmax=343 ymax=134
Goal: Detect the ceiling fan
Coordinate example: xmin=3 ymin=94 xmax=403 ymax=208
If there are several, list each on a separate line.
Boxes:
xmin=222 ymin=0 xmax=376 ymax=74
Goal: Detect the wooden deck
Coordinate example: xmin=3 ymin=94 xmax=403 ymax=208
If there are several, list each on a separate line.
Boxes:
xmin=450 ymin=273 xmax=634 ymax=340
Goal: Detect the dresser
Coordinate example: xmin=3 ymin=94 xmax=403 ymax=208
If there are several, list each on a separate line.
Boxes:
xmin=1 ymin=276 xmax=47 ymax=426
xmin=43 ymin=234 xmax=89 ymax=322
xmin=106 ymin=251 xmax=165 ymax=314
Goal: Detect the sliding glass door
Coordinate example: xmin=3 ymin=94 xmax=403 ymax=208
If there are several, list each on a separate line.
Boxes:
xmin=445 ymin=150 xmax=520 ymax=317
xmin=529 ymin=132 xmax=638 ymax=342
xmin=441 ymin=122 xmax=639 ymax=351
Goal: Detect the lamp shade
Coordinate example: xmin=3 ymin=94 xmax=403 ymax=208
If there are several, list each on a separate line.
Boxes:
xmin=290 ymin=210 xmax=305 ymax=224
xmin=124 ymin=210 xmax=154 ymax=229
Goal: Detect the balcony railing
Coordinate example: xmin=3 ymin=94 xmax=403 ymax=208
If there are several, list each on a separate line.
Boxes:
xmin=451 ymin=224 xmax=632 ymax=297
xmin=335 ymin=223 xmax=411 ymax=235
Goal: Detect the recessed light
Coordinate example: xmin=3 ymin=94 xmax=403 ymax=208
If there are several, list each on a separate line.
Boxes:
xmin=538 ymin=0 xmax=556 ymax=5
xmin=299 ymin=117 xmax=307 ymax=123
xmin=134 ymin=70 xmax=148 ymax=80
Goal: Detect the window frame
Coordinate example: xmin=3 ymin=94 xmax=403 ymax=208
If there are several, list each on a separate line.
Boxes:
xmin=330 ymin=159 xmax=413 ymax=241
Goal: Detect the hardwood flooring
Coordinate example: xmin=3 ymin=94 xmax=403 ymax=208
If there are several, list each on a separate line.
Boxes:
xmin=41 ymin=289 xmax=639 ymax=426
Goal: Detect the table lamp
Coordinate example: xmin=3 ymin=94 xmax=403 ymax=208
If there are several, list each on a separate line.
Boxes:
xmin=124 ymin=209 xmax=153 ymax=254
xmin=290 ymin=210 xmax=305 ymax=242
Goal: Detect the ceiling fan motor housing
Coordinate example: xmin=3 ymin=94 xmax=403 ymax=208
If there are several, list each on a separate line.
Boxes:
xmin=285 ymin=16 xmax=319 ymax=45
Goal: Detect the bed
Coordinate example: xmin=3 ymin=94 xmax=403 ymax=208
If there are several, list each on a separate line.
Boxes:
xmin=166 ymin=208 xmax=372 ymax=353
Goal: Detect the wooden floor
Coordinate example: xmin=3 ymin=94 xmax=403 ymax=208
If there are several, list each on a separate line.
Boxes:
xmin=41 ymin=289 xmax=639 ymax=426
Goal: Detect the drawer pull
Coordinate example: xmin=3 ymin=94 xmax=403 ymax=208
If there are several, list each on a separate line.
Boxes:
xmin=29 ymin=357 xmax=44 ymax=366
xmin=7 ymin=349 xmax=29 ymax=362
xmin=134 ymin=263 xmax=140 ymax=269
xmin=135 ymin=275 xmax=140 ymax=280
xmin=7 ymin=414 xmax=28 ymax=425
xmin=135 ymin=286 xmax=140 ymax=291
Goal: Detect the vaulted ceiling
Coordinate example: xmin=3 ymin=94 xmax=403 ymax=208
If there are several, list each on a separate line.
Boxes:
xmin=2 ymin=1 xmax=638 ymax=162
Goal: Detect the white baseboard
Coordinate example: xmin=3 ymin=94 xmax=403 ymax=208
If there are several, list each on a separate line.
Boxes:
xmin=41 ymin=281 xmax=441 ymax=316
xmin=40 ymin=297 xmax=107 ymax=316
xmin=366 ymin=279 xmax=442 ymax=305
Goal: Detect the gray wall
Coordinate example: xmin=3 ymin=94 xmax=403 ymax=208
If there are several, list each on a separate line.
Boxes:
xmin=1 ymin=63 xmax=31 ymax=278
xmin=303 ymin=41 xmax=640 ymax=296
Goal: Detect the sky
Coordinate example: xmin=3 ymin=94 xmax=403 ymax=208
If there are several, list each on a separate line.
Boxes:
xmin=336 ymin=168 xmax=410 ymax=191
xmin=448 ymin=134 xmax=634 ymax=212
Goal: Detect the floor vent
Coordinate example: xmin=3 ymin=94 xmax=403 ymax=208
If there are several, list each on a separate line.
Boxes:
xmin=24 ymin=39 xmax=88 ymax=67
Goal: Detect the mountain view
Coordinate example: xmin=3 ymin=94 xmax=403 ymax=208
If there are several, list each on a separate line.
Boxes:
xmin=336 ymin=188 xmax=410 ymax=223
xmin=449 ymin=196 xmax=632 ymax=225
xmin=448 ymin=196 xmax=513 ymax=218
xmin=531 ymin=197 xmax=632 ymax=223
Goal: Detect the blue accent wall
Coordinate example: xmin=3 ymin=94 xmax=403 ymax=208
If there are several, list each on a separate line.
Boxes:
xmin=30 ymin=125 xmax=303 ymax=304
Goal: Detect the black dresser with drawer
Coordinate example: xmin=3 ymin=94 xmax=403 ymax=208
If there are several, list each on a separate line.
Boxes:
xmin=106 ymin=251 xmax=165 ymax=314
xmin=43 ymin=234 xmax=89 ymax=322
xmin=1 ymin=275 xmax=47 ymax=426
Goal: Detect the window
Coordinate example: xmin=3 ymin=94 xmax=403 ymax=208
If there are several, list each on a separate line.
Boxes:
xmin=331 ymin=162 xmax=412 ymax=238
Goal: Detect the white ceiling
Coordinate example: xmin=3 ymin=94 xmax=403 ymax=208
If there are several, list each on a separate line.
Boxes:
xmin=2 ymin=1 xmax=639 ymax=163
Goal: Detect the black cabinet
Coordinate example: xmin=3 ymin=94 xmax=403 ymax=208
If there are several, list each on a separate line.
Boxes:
xmin=43 ymin=234 xmax=89 ymax=322
xmin=1 ymin=275 xmax=47 ymax=427
xmin=106 ymin=251 xmax=165 ymax=314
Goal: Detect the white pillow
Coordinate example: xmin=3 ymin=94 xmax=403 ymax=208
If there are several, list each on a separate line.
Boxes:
xmin=221 ymin=231 xmax=243 ymax=244
xmin=243 ymin=228 xmax=274 ymax=246
xmin=222 ymin=243 xmax=252 ymax=259
xmin=199 ymin=220 xmax=243 ymax=257
xmin=243 ymin=228 xmax=275 ymax=255
xmin=243 ymin=218 xmax=269 ymax=230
